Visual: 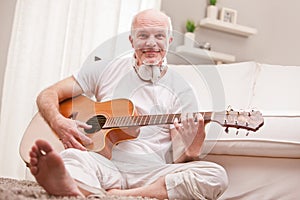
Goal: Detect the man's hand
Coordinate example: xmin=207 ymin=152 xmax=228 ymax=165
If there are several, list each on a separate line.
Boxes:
xmin=51 ymin=115 xmax=93 ymax=150
xmin=172 ymin=113 xmax=206 ymax=163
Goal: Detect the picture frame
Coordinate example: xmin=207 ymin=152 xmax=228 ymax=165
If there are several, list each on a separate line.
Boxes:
xmin=220 ymin=7 xmax=238 ymax=24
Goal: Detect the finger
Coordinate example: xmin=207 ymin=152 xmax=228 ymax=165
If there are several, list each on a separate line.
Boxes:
xmin=187 ymin=113 xmax=195 ymax=125
xmin=76 ymin=130 xmax=93 ymax=146
xmin=63 ymin=142 xmax=69 ymax=149
xmin=173 ymin=117 xmax=180 ymax=128
xmin=76 ymin=120 xmax=93 ymax=129
xmin=181 ymin=113 xmax=188 ymax=128
xmin=69 ymin=137 xmax=87 ymax=151
xmin=196 ymin=113 xmax=204 ymax=127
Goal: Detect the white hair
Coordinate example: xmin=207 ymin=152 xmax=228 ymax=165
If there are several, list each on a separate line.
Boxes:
xmin=130 ymin=10 xmax=173 ymax=38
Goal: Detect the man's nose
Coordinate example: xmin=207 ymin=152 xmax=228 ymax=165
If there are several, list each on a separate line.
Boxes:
xmin=145 ymin=36 xmax=157 ymax=47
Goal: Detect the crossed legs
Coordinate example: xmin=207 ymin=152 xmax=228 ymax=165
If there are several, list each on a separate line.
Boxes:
xmin=29 ymin=140 xmax=227 ymax=199
xmin=29 ymin=140 xmax=168 ymax=198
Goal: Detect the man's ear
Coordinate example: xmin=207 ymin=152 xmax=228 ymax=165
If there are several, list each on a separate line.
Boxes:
xmin=129 ymin=35 xmax=134 ymax=48
xmin=169 ymin=36 xmax=173 ymax=44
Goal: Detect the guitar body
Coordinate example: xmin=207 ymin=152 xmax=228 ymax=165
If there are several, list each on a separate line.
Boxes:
xmin=19 ymin=95 xmax=137 ymax=164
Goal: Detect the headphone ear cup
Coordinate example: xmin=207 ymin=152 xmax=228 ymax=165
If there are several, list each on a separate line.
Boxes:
xmin=136 ymin=65 xmax=162 ymax=83
xmin=138 ymin=64 xmax=152 ymax=81
xmin=151 ymin=66 xmax=161 ymax=82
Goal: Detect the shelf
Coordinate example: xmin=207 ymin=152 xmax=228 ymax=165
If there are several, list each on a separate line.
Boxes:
xmin=176 ymin=45 xmax=236 ymax=64
xmin=199 ymin=18 xmax=257 ymax=37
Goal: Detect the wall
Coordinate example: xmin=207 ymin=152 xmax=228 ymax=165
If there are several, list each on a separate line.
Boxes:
xmin=1 ymin=0 xmax=299 ymax=109
xmin=161 ymin=0 xmax=300 ymax=66
xmin=0 ymin=0 xmax=17 ymax=114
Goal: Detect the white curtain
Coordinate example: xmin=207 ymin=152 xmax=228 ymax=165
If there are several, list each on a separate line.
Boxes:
xmin=0 ymin=0 xmax=161 ymax=179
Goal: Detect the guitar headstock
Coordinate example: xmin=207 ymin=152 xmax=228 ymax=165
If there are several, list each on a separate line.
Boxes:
xmin=213 ymin=108 xmax=264 ymax=132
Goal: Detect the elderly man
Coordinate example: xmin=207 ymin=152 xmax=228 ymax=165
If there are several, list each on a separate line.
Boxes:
xmin=29 ymin=9 xmax=228 ymax=199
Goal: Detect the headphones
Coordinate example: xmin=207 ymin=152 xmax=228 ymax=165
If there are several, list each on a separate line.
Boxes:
xmin=133 ymin=56 xmax=168 ymax=83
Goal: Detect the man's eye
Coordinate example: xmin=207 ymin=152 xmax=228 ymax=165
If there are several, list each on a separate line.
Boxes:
xmin=138 ymin=34 xmax=148 ymax=39
xmin=156 ymin=34 xmax=165 ymax=39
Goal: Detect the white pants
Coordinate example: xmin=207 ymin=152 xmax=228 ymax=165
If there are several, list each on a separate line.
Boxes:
xmin=61 ymin=149 xmax=228 ymax=200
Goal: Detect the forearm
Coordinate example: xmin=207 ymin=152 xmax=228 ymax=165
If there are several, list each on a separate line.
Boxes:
xmin=36 ymin=76 xmax=83 ymax=128
xmin=36 ymin=88 xmax=64 ymax=128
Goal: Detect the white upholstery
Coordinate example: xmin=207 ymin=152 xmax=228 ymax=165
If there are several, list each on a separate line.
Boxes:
xmin=170 ymin=62 xmax=300 ymax=199
xmin=170 ymin=62 xmax=300 ymax=157
xmin=250 ymin=63 xmax=300 ymax=115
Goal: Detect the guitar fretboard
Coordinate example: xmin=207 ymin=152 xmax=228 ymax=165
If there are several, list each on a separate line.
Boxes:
xmin=103 ymin=112 xmax=212 ymax=129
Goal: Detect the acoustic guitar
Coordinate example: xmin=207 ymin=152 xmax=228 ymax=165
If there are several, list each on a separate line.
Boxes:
xmin=19 ymin=95 xmax=264 ymax=164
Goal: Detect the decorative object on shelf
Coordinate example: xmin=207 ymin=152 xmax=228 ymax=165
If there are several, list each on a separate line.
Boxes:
xmin=220 ymin=7 xmax=238 ymax=24
xmin=206 ymin=0 xmax=218 ymax=19
xmin=184 ymin=20 xmax=196 ymax=47
xmin=198 ymin=42 xmax=211 ymax=51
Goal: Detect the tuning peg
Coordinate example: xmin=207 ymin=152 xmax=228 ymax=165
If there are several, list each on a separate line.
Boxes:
xmin=246 ymin=132 xmax=249 ymax=136
xmin=225 ymin=127 xmax=229 ymax=133
xmin=236 ymin=130 xmax=239 ymax=135
xmin=226 ymin=105 xmax=233 ymax=114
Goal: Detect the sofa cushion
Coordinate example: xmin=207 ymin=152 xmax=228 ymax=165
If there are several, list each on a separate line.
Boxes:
xmin=170 ymin=62 xmax=300 ymax=158
xmin=250 ymin=63 xmax=300 ymax=115
xmin=202 ymin=116 xmax=300 ymax=158
xmin=170 ymin=61 xmax=258 ymax=111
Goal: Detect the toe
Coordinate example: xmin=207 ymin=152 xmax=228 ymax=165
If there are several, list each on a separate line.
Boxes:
xmin=36 ymin=139 xmax=53 ymax=154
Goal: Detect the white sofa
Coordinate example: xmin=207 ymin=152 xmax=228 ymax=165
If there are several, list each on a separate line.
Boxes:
xmin=171 ymin=62 xmax=300 ymax=200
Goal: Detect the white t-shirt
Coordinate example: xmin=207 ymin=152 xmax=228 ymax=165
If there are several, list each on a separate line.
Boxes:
xmin=74 ymin=57 xmax=199 ymax=166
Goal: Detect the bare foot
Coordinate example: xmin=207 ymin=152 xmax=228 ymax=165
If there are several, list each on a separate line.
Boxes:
xmin=29 ymin=139 xmax=83 ymax=197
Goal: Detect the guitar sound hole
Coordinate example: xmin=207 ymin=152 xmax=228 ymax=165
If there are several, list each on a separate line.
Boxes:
xmin=84 ymin=115 xmax=107 ymax=134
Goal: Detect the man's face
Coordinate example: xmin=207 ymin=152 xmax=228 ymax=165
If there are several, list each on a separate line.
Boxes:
xmin=130 ymin=27 xmax=170 ymax=66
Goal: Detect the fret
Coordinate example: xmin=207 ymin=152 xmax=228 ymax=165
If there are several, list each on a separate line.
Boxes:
xmin=153 ymin=115 xmax=160 ymax=125
xmin=140 ymin=115 xmax=147 ymax=125
xmin=159 ymin=115 xmax=164 ymax=124
xmin=147 ymin=115 xmax=154 ymax=125
xmin=167 ymin=114 xmax=175 ymax=124
xmin=116 ymin=117 xmax=121 ymax=126
xmin=140 ymin=116 xmax=144 ymax=125
xmin=130 ymin=116 xmax=137 ymax=126
xmin=108 ymin=117 xmax=116 ymax=128
xmin=137 ymin=116 xmax=141 ymax=125
xmin=107 ymin=118 xmax=113 ymax=127
xmin=162 ymin=114 xmax=169 ymax=124
xmin=118 ymin=116 xmax=124 ymax=126
xmin=141 ymin=116 xmax=147 ymax=126
xmin=115 ymin=117 xmax=121 ymax=126
xmin=145 ymin=115 xmax=150 ymax=125
xmin=154 ymin=115 xmax=158 ymax=125
xmin=132 ymin=116 xmax=138 ymax=126
xmin=124 ymin=116 xmax=131 ymax=126
xmin=130 ymin=116 xmax=136 ymax=126
xmin=155 ymin=115 xmax=159 ymax=124
xmin=121 ymin=116 xmax=127 ymax=126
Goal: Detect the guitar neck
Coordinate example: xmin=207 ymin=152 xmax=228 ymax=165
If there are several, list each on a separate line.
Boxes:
xmin=103 ymin=112 xmax=213 ymax=129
